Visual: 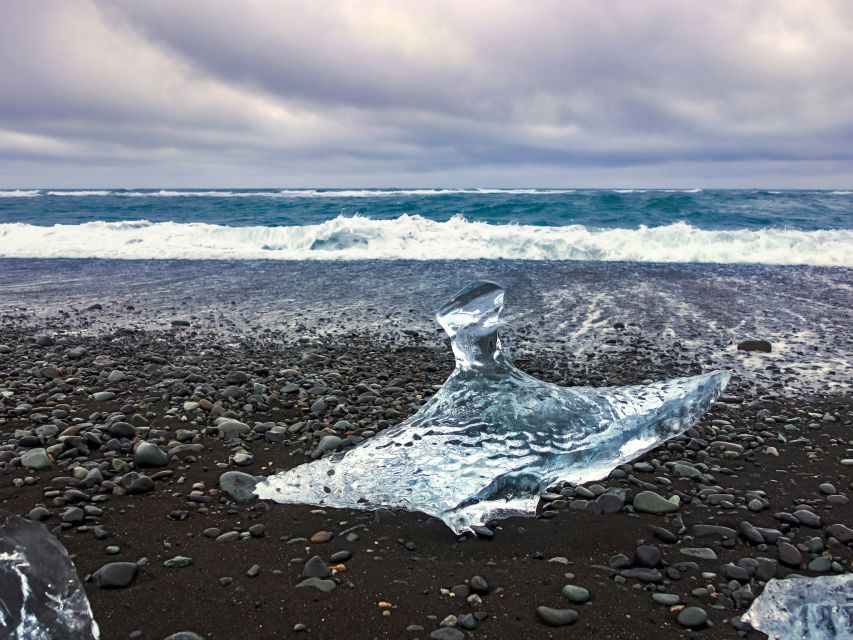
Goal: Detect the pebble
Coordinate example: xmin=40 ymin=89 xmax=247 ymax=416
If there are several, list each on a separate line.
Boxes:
xmin=652 ymin=593 xmax=680 ymax=605
xmin=20 ymin=448 xmax=52 ymax=470
xmin=561 ymin=584 xmax=590 ymax=603
xmin=133 ymin=442 xmax=168 ymax=467
xmin=90 ymin=562 xmax=138 ymax=589
xmin=218 ymin=471 xmax=257 ymax=502
xmin=536 ymin=606 xmax=578 ymax=627
xmin=310 ymin=531 xmax=333 ymax=543
xmin=430 ymin=629 xmax=465 ymax=640
xmin=633 ymin=491 xmax=678 ymax=514
xmin=677 ymin=606 xmax=708 ymax=628
xmin=163 ymin=556 xmax=193 ymax=568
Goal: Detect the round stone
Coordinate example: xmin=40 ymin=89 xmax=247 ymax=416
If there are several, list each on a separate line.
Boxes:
xmin=677 ymin=606 xmax=708 ymax=628
xmin=133 ymin=442 xmax=168 ymax=467
xmin=652 ymin=593 xmax=680 ymax=606
xmin=218 ymin=471 xmax=257 ymax=502
xmin=633 ymin=491 xmax=678 ymax=514
xmin=561 ymin=584 xmax=590 ymax=603
xmin=536 ymin=606 xmax=578 ymax=627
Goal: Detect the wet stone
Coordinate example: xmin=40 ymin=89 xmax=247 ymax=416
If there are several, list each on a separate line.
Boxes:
xmin=677 ymin=606 xmax=708 ymax=629
xmin=536 ymin=606 xmax=578 ymax=627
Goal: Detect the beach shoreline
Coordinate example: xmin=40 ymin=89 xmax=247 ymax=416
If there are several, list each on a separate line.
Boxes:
xmin=1 ymin=286 xmax=851 ymax=638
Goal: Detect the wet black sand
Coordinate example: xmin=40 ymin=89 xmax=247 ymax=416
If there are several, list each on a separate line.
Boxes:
xmin=1 ymin=259 xmax=851 ymax=639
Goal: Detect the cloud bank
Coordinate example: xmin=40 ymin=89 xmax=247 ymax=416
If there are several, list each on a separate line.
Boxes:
xmin=1 ymin=0 xmax=852 ymax=187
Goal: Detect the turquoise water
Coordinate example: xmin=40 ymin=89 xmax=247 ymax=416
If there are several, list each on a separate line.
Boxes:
xmin=0 ymin=189 xmax=850 ymax=263
xmin=1 ymin=188 xmax=850 ymax=229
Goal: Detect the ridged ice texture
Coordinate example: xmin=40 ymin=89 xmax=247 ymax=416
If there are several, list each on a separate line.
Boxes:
xmin=0 ymin=516 xmax=99 ymax=639
xmin=257 ymin=280 xmax=730 ymax=533
xmin=741 ymin=574 xmax=853 ymax=640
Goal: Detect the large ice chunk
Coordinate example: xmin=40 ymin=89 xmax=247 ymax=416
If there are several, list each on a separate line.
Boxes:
xmin=0 ymin=515 xmax=99 ymax=639
xmin=741 ymin=574 xmax=853 ymax=639
xmin=257 ymin=280 xmax=729 ymax=533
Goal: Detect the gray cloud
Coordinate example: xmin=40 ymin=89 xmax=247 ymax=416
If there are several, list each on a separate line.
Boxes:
xmin=0 ymin=0 xmax=852 ymax=187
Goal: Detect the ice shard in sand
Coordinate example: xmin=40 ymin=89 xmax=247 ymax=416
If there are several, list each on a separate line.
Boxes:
xmin=741 ymin=574 xmax=853 ymax=640
xmin=0 ymin=515 xmax=99 ymax=640
xmin=257 ymin=280 xmax=730 ymax=533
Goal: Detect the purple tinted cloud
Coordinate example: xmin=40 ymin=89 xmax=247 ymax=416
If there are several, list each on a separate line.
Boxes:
xmin=0 ymin=0 xmax=852 ymax=187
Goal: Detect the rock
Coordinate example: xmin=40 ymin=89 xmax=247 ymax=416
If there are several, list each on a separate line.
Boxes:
xmin=652 ymin=593 xmax=680 ymax=606
xmin=91 ymin=391 xmax=115 ymax=402
xmin=295 ymin=577 xmax=336 ymax=592
xmin=219 ymin=471 xmax=257 ymax=502
xmin=792 ymin=509 xmax=821 ymax=528
xmin=21 ymin=448 xmax=52 ymax=470
xmin=430 ymin=629 xmax=465 ymax=640
xmin=163 ymin=556 xmax=193 ymax=568
xmin=561 ymin=584 xmax=590 ymax=603
xmin=91 ymin=562 xmax=138 ymax=589
xmin=318 ymin=435 xmax=342 ymax=451
xmin=216 ymin=531 xmax=240 ymax=543
xmin=469 ymin=575 xmax=489 ymax=594
xmin=310 ymin=531 xmax=333 ymax=544
xmin=677 ymin=606 xmax=708 ymax=629
xmin=692 ymin=524 xmax=737 ymax=540
xmin=634 ymin=545 xmax=661 ymax=568
xmin=818 ymin=483 xmax=836 ymax=495
xmin=672 ymin=463 xmax=702 ymax=479
xmin=120 ymin=472 xmax=154 ymax=494
xmin=777 ymin=542 xmax=802 ymax=567
xmin=217 ymin=420 xmax=250 ymax=439
xmin=329 ymin=550 xmax=351 ymax=563
xmin=739 ymin=521 xmax=764 ymax=545
xmin=825 ymin=523 xmax=853 ymax=544
xmin=737 ymin=339 xmax=771 ymax=353
xmin=680 ymin=547 xmax=718 ymax=561
xmin=535 ymin=606 xmax=578 ymax=627
xmin=27 ymin=506 xmax=51 ymax=521
xmin=596 ymin=493 xmax=624 ymax=513
xmin=633 ymin=491 xmax=678 ymax=514
xmin=248 ymin=524 xmax=265 ymax=538
xmin=133 ymin=442 xmax=168 ymax=468
xmin=108 ymin=422 xmax=136 ymax=438
xmin=40 ymin=366 xmax=61 ymax=379
xmin=107 ymin=370 xmax=125 ymax=383
xmin=620 ymin=568 xmax=663 ymax=583
xmin=650 ymin=526 xmax=678 ymax=544
xmin=301 ymin=556 xmax=330 ymax=579
xmin=755 ymin=558 xmax=778 ymax=581
xmin=163 ymin=633 xmax=205 ymax=640
xmin=35 ymin=335 xmax=55 ymax=346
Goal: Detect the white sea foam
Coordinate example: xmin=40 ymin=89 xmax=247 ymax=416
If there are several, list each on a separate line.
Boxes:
xmin=0 ymin=190 xmax=40 ymax=197
xmin=119 ymin=188 xmax=578 ymax=198
xmin=1 ymin=215 xmax=850 ymax=265
xmin=829 ymin=190 xmax=852 ymax=195
xmin=47 ymin=190 xmax=112 ymax=196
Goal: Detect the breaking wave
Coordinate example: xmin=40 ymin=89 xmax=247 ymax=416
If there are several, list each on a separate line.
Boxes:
xmin=0 ymin=215 xmax=849 ymax=265
xmin=0 ymin=190 xmax=40 ymax=197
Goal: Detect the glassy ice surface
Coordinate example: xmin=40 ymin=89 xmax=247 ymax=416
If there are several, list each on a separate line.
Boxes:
xmin=0 ymin=516 xmax=99 ymax=640
xmin=741 ymin=574 xmax=853 ymax=640
xmin=257 ymin=280 xmax=730 ymax=533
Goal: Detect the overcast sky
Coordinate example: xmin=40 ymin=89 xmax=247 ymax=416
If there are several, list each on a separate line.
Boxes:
xmin=1 ymin=0 xmax=852 ymax=188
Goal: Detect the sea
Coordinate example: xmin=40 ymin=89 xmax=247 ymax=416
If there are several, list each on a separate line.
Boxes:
xmin=0 ymin=188 xmax=850 ymax=264
xmin=0 ymin=188 xmax=850 ymax=394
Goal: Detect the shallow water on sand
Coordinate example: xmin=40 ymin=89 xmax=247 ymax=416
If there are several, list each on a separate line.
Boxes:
xmin=0 ymin=259 xmax=850 ymax=394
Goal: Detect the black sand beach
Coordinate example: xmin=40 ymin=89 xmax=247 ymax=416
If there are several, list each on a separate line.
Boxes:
xmin=1 ymin=259 xmax=851 ymax=639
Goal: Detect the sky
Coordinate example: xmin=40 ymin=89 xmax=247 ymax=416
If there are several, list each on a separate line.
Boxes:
xmin=1 ymin=0 xmax=852 ymax=188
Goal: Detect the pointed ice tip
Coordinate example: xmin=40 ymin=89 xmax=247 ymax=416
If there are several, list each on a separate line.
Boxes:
xmin=436 ymin=280 xmax=505 ymax=337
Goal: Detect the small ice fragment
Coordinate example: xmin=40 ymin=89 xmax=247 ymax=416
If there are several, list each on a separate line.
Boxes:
xmin=257 ymin=280 xmax=729 ymax=533
xmin=741 ymin=574 xmax=853 ymax=640
xmin=0 ymin=515 xmax=99 ymax=639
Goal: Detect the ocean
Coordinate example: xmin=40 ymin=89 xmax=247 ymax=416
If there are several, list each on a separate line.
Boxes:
xmin=1 ymin=187 xmax=850 ymax=394
xmin=0 ymin=188 xmax=851 ymax=264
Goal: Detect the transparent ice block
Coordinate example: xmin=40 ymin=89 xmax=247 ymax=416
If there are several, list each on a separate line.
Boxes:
xmin=257 ymin=280 xmax=730 ymax=533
